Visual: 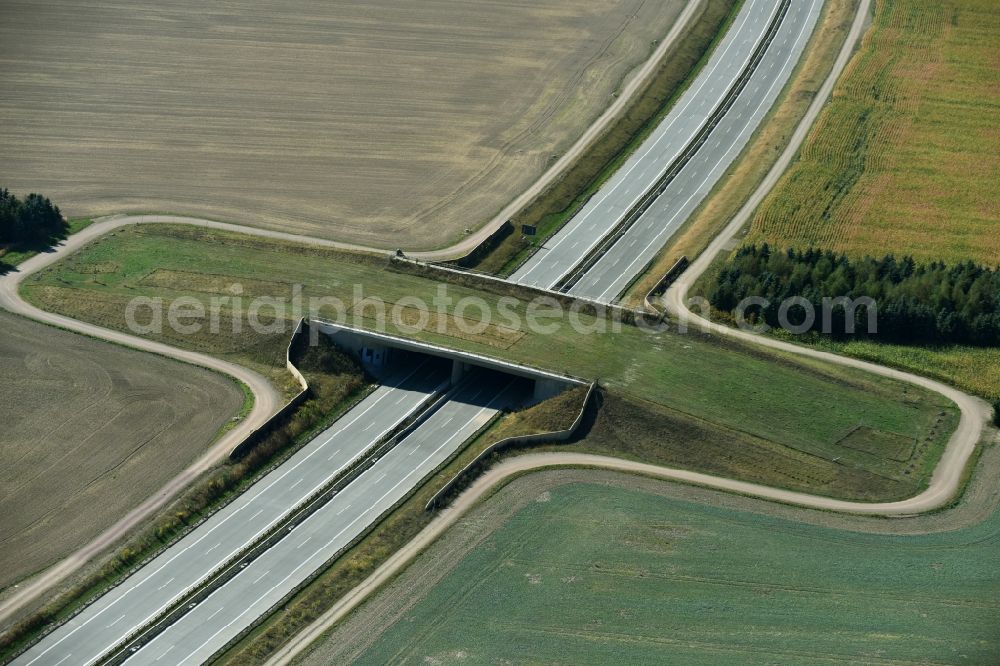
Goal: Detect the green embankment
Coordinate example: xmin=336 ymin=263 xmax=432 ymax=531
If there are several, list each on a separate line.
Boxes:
xmin=22 ymin=224 xmax=958 ymax=502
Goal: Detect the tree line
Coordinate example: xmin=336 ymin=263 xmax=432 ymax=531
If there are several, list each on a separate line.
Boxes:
xmin=0 ymin=188 xmax=66 ymax=245
xmin=709 ymin=244 xmax=1000 ymax=347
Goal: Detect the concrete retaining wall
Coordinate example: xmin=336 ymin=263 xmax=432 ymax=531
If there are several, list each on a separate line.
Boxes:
xmin=229 ymin=318 xmax=312 ymax=460
xmin=312 ymin=318 xmax=586 ymax=402
xmin=425 ymin=381 xmax=597 ymax=510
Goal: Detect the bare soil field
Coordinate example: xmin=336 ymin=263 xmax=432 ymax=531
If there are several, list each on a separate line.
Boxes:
xmin=0 ymin=311 xmax=244 ymax=590
xmin=0 ymin=0 xmax=684 ymax=249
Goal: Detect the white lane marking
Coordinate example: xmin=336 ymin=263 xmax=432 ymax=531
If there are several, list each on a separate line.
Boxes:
xmin=207 ymin=607 xmax=224 ymax=620
xmin=336 ymin=504 xmax=351 ymax=516
xmin=154 ymin=645 xmax=174 ymax=662
xmin=52 ymin=656 xmax=72 ymax=666
xmin=20 ymin=362 xmax=438 ymax=666
xmin=170 ymin=379 xmax=520 ymax=666
xmin=105 ymin=615 xmax=125 ymax=629
xmin=156 ymin=577 xmax=175 ymax=591
xmin=206 ymin=543 xmax=220 ymax=554
xmin=297 ymin=537 xmax=312 ymax=550
xmin=590 ymin=0 xmax=820 ymax=303
xmin=252 ymin=570 xmax=271 ymax=584
xmin=514 ymin=0 xmax=777 ymax=287
xmin=289 ymin=478 xmax=303 ymax=490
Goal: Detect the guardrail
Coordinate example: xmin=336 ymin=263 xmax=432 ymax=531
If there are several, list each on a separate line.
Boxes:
xmin=425 ymin=381 xmax=597 ymax=511
xmin=643 ymin=255 xmax=689 ymax=312
xmin=102 ymin=375 xmax=450 ymax=665
xmin=204 ymin=388 xmax=509 ymax=665
xmin=553 ymin=0 xmax=791 ymax=294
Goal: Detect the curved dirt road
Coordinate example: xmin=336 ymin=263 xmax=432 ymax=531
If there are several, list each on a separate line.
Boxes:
xmin=662 ymin=0 xmax=990 ymax=515
xmin=0 ymin=222 xmax=282 ymax=625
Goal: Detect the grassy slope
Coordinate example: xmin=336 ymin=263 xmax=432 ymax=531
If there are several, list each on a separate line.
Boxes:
xmin=744 ymin=0 xmax=999 ymax=265
xmin=22 ymin=224 xmax=958 ymax=501
xmin=344 ymin=480 xmax=1000 ymax=665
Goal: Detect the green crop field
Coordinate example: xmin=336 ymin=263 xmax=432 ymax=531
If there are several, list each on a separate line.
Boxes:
xmin=744 ymin=0 xmax=999 ymax=265
xmin=314 ymin=479 xmax=1000 ymax=665
xmin=22 ymin=224 xmax=959 ymax=501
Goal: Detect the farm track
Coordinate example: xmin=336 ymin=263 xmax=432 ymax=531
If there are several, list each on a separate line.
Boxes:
xmin=662 ymin=0 xmax=990 ymax=515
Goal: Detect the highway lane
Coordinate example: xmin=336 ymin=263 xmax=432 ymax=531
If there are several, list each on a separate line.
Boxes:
xmin=569 ymin=0 xmax=823 ymax=302
xmin=510 ymin=0 xmax=777 ymax=288
xmin=129 ymin=371 xmax=526 ymax=665
xmin=12 ymin=360 xmax=449 ymax=666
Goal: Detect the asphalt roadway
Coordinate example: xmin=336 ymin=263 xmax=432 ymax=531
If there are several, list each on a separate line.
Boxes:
xmin=12 ymin=360 xmax=449 ymax=666
xmin=128 ymin=370 xmax=525 ymax=665
xmin=511 ymin=0 xmax=823 ymax=302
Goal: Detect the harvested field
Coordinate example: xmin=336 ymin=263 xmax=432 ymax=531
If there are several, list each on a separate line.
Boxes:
xmin=744 ymin=0 xmax=1000 ymax=264
xmin=0 ymin=311 xmax=244 ymax=590
xmin=0 ymin=0 xmax=685 ymax=248
xmin=306 ymin=474 xmax=1000 ymax=665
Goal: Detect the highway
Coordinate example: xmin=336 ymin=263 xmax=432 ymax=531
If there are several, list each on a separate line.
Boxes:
xmin=12 ymin=360 xmax=449 ymax=666
xmin=128 ymin=371 xmax=525 ymax=665
xmin=510 ymin=0 xmax=823 ymax=302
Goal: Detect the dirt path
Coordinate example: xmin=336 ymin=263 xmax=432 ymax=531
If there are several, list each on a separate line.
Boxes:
xmin=0 ymin=221 xmax=282 ymax=626
xmin=0 ymin=0 xmax=704 ymax=623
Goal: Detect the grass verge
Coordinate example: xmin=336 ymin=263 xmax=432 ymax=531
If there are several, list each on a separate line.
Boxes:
xmin=624 ymin=0 xmax=860 ymax=305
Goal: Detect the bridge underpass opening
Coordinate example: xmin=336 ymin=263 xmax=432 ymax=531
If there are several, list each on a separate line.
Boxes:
xmin=313 ymin=319 xmax=585 ymax=405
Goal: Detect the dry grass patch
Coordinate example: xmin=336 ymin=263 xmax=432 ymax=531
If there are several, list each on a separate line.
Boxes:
xmin=744 ymin=0 xmax=1000 ymax=264
xmin=0 ymin=311 xmax=244 ymax=591
xmin=0 ymin=0 xmax=686 ymax=248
